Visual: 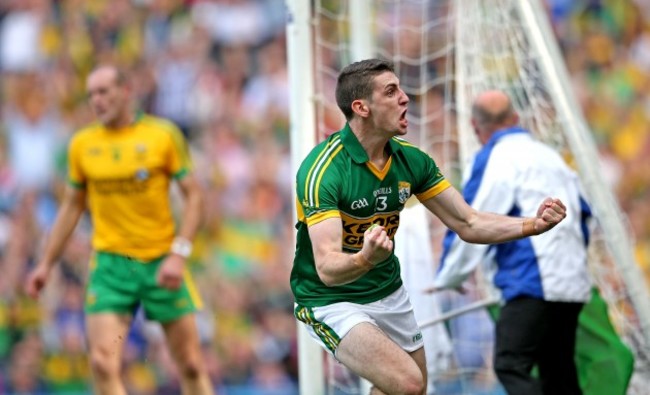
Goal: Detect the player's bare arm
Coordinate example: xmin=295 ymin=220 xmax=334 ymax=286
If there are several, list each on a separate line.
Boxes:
xmin=422 ymin=187 xmax=566 ymax=244
xmin=25 ymin=186 xmax=87 ymax=298
xmin=174 ymin=173 xmax=204 ymax=244
xmin=309 ymin=218 xmax=393 ymax=286
xmin=157 ymin=173 xmax=204 ymax=290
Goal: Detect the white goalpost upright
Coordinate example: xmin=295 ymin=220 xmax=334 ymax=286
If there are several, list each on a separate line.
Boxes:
xmin=350 ymin=1 xmax=375 ymax=61
xmin=350 ymin=3 xmax=374 ymax=394
xmin=288 ymin=0 xmax=650 ymax=393
xmin=286 ymin=1 xmax=324 ymax=395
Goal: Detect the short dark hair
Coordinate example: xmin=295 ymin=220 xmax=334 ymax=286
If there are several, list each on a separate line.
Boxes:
xmin=335 ymin=58 xmax=395 ymax=121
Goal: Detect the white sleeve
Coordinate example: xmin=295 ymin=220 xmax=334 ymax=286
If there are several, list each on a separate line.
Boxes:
xmin=433 ymin=149 xmax=517 ymax=288
xmin=433 ymin=232 xmax=490 ymax=288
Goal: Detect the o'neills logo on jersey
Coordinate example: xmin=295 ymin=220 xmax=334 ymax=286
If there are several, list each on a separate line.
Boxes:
xmin=340 ymin=211 xmax=400 ymax=250
xmin=92 ymin=175 xmax=149 ymax=195
xmin=373 ymin=187 xmax=392 ymax=197
xmin=398 ymin=181 xmax=411 ymax=204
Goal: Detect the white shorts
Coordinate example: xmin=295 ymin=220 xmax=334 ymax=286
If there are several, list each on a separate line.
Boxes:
xmin=295 ymin=285 xmax=424 ymax=357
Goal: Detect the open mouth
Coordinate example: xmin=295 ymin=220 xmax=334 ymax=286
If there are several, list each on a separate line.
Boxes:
xmin=399 ymin=109 xmax=408 ymax=127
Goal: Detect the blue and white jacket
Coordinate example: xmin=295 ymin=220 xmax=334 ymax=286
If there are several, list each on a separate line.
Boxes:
xmin=434 ymin=126 xmax=592 ymax=303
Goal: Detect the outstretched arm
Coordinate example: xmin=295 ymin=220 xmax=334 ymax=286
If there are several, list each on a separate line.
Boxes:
xmin=309 ymin=218 xmax=393 ymax=287
xmin=25 ymin=185 xmax=86 ymax=298
xmin=422 ymin=186 xmax=566 ymax=244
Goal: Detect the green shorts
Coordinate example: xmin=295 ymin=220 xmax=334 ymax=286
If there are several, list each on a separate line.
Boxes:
xmin=85 ymin=251 xmax=203 ymax=323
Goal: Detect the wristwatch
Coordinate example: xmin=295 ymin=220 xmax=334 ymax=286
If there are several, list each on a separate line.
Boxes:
xmin=171 ymin=236 xmax=193 ymax=258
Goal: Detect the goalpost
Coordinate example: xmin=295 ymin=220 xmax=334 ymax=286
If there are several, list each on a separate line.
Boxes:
xmin=286 ymin=1 xmax=324 ymax=394
xmin=287 ymin=0 xmax=650 ymax=393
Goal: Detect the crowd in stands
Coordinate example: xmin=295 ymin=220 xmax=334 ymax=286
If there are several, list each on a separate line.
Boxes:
xmin=549 ymin=0 xmax=650 ymax=273
xmin=0 ymin=0 xmax=647 ymax=394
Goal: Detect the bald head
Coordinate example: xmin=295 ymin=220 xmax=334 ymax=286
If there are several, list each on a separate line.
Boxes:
xmin=471 ymin=90 xmax=518 ymax=144
xmin=86 ymin=65 xmax=132 ymax=128
xmin=87 ymin=65 xmax=127 ymax=87
xmin=474 ymin=90 xmax=511 ymax=116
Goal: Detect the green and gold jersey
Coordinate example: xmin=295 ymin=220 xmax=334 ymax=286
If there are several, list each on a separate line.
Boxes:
xmin=291 ymin=124 xmax=451 ymax=307
xmin=68 ymin=113 xmax=191 ymax=261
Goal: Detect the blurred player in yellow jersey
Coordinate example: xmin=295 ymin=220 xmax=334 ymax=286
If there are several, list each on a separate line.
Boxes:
xmin=24 ymin=65 xmax=215 ymax=395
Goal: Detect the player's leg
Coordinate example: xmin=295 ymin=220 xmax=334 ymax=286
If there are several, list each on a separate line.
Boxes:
xmin=142 ymin=257 xmax=214 ymax=395
xmin=409 ymin=346 xmax=428 ymax=391
xmin=162 ymin=313 xmax=215 ymax=395
xmin=336 ymin=326 xmax=426 ymax=395
xmin=538 ymin=301 xmax=583 ymax=395
xmin=85 ymin=313 xmax=132 ymax=395
xmin=369 ymin=348 xmax=426 ymax=395
xmin=493 ymin=297 xmax=547 ymax=395
xmin=296 ymin=286 xmax=426 ymax=394
xmin=84 ymin=252 xmax=142 ymax=395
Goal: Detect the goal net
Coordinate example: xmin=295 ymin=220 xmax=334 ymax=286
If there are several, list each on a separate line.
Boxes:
xmin=288 ymin=0 xmax=650 ymax=394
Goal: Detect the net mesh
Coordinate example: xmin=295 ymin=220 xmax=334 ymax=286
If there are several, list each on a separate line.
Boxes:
xmin=307 ymin=0 xmax=650 ymax=393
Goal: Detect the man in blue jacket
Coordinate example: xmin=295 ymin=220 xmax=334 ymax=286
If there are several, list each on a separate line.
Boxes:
xmin=433 ymin=90 xmax=592 ymax=395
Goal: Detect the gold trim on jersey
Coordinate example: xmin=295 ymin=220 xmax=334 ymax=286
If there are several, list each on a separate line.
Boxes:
xmin=392 ymin=137 xmax=417 ymax=148
xmin=305 ymin=136 xmax=342 ymax=207
xmin=314 ymin=145 xmax=343 ymax=206
xmin=416 ymin=179 xmax=452 ymax=202
xmin=366 ymin=156 xmax=393 ymax=181
xmin=295 ymin=196 xmax=306 ymax=222
xmin=306 ymin=210 xmax=340 ymax=227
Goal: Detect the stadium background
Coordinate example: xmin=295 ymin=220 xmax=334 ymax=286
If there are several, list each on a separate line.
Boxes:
xmin=0 ymin=0 xmax=648 ymax=394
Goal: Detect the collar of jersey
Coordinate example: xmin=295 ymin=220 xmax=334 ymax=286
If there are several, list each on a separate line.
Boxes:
xmin=485 ymin=126 xmax=530 ymax=148
xmin=340 ymin=123 xmax=403 ymax=164
xmin=99 ymin=110 xmax=145 ymax=133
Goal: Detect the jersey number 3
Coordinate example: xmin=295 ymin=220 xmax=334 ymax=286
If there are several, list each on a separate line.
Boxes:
xmin=375 ymin=196 xmax=388 ymax=211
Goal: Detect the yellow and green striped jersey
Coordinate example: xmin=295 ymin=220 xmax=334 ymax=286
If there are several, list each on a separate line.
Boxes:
xmin=68 ymin=113 xmax=191 ymax=261
xmin=291 ymin=123 xmax=451 ymax=307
